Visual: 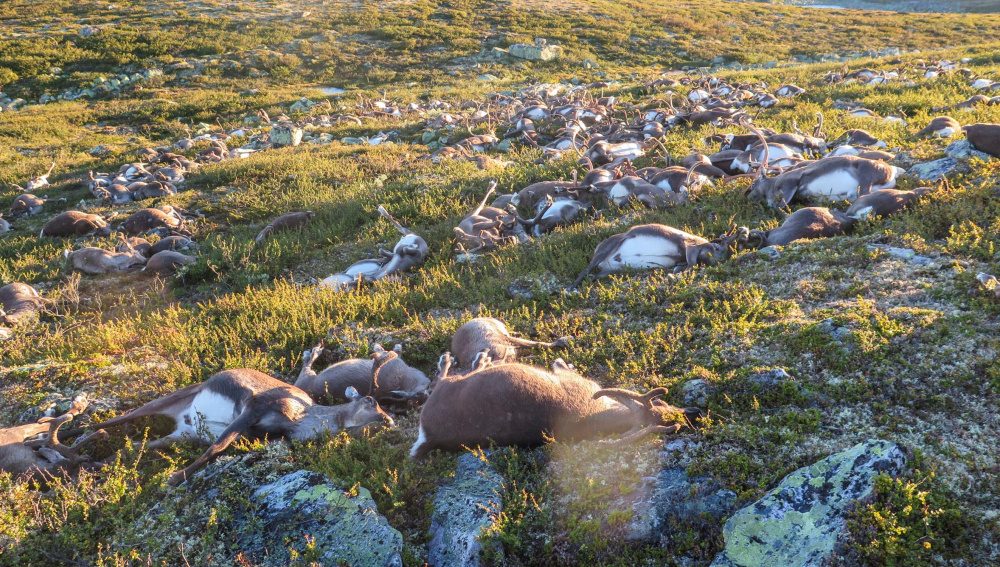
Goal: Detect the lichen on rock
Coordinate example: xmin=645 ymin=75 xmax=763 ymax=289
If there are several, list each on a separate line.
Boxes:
xmin=711 ymin=439 xmax=907 ymax=567
xmin=428 ymin=453 xmax=503 ymax=567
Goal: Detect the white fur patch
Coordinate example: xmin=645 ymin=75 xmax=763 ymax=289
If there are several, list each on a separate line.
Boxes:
xmin=804 ymin=169 xmax=861 ymax=201
xmin=409 ymin=424 xmax=427 ymax=458
xmin=933 ymin=127 xmax=956 ymax=138
xmin=872 ymin=167 xmax=902 ymax=191
xmin=186 ymin=390 xmax=239 ymax=440
xmin=598 ymin=235 xmax=680 ymax=273
xmin=850 ymin=206 xmax=875 ymax=220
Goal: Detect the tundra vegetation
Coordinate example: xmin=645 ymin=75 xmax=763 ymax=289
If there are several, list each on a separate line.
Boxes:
xmin=1 ymin=0 xmax=999 ymax=565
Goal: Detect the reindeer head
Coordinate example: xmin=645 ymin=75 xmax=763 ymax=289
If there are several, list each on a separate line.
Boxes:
xmin=689 ymin=226 xmax=749 ymax=266
xmin=593 ymin=387 xmax=702 ymax=439
xmin=341 ymin=386 xmax=394 ymax=430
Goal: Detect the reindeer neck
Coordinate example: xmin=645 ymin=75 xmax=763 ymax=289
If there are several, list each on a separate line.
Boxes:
xmin=572 ymin=405 xmax=635 ymax=440
xmin=290 ymin=405 xmax=346 ymax=440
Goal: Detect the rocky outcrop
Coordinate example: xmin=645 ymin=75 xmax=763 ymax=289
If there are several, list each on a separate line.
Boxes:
xmin=428 ymin=453 xmax=503 ymax=567
xmin=508 ymin=39 xmax=563 ymax=62
xmin=711 ymin=439 xmax=907 ymax=567
xmin=121 ymin=444 xmax=403 ymax=566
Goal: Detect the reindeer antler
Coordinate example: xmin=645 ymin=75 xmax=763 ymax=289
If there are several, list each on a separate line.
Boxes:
xmin=377 ymin=205 xmax=412 ymax=235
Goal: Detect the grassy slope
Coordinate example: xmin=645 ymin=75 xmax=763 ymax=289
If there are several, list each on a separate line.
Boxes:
xmin=1 ymin=0 xmax=999 ymax=565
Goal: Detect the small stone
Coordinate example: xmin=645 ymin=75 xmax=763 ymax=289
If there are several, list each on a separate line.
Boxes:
xmin=681 ymin=379 xmax=713 ymax=406
xmin=270 ymin=124 xmax=303 ymax=147
xmin=817 ymin=318 xmax=851 ymax=342
xmin=866 ymin=245 xmax=933 ymax=266
xmin=477 ymin=73 xmax=499 ymax=82
xmin=757 ymin=246 xmax=781 ymax=260
xmin=747 ymin=368 xmax=791 ymax=389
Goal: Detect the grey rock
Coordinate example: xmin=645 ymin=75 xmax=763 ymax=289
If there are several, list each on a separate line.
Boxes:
xmin=428 ymin=453 xmax=503 ymax=567
xmin=250 ymin=470 xmax=403 ymax=567
xmin=628 ymin=467 xmax=737 ymax=545
xmin=908 ymin=158 xmax=958 ymax=181
xmin=122 ymin=445 xmax=403 ymax=567
xmin=681 ymin=378 xmax=713 ymax=406
xmin=945 ymin=139 xmax=991 ymax=161
xmin=477 ymin=73 xmax=499 ymax=82
xmin=711 ymin=439 xmax=907 ymax=567
xmin=508 ymin=39 xmax=563 ymax=62
xmin=866 ymin=244 xmax=933 ymax=266
xmin=270 ymin=124 xmax=303 ymax=147
xmin=817 ymin=319 xmax=851 ymax=342
xmin=757 ymin=246 xmax=781 ymax=260
xmin=748 ymin=368 xmax=791 ymax=389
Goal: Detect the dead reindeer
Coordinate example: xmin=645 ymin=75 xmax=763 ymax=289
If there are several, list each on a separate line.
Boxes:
xmin=10 ymin=193 xmax=47 ymax=216
xmin=81 ymin=368 xmax=395 ymax=485
xmin=844 ymin=186 xmax=934 ymax=220
xmin=66 ymin=240 xmax=147 ymax=275
xmin=450 ymin=317 xmax=570 ymax=369
xmin=0 ymin=396 xmax=94 ymax=478
xmin=529 ymin=196 xmax=590 ymax=236
xmin=24 ymin=162 xmax=56 ymax=192
xmin=254 ymin=211 xmax=316 ymax=246
xmin=117 ymin=237 xmax=153 ymax=258
xmin=296 ymin=344 xmax=430 ymax=404
xmin=40 ymin=211 xmax=111 ymax=238
xmin=409 ymin=355 xmax=701 ymax=458
xmin=595 ymin=176 xmax=688 ymax=209
xmin=453 ymin=181 xmax=529 ymax=253
xmin=743 ymin=121 xmax=903 ymax=208
xmin=121 ymin=207 xmax=186 ymax=236
xmin=143 ymin=250 xmax=196 ymax=275
xmin=0 ymin=282 xmax=44 ymax=327
xmin=0 ymin=214 xmax=9 ymax=235
xmin=149 ymin=235 xmax=197 ymax=256
xmin=318 ymin=206 xmax=428 ymax=290
xmin=745 ymin=207 xmax=856 ymax=248
xmin=917 ymin=116 xmax=962 ymax=138
xmin=680 ymin=154 xmax=729 ymax=179
xmin=963 ymin=123 xmax=1000 ymax=157
xmin=573 ymin=224 xmax=747 ymax=289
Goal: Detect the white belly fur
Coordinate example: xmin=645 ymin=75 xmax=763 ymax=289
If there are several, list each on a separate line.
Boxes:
xmin=599 ymin=235 xmax=680 ymax=273
xmin=186 ymin=390 xmax=239 ymax=440
xmin=804 ymin=169 xmax=861 ymax=201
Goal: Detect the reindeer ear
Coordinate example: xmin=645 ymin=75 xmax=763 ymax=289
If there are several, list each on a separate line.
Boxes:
xmin=344 ymin=387 xmax=360 ymax=400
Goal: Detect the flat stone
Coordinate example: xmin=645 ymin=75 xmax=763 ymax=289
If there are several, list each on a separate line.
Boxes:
xmin=711 ymin=439 xmax=907 ymax=567
xmin=908 ymin=158 xmax=958 ymax=181
xmin=748 ymin=368 xmax=792 ymax=389
xmin=428 ymin=453 xmax=503 ymax=566
xmin=945 ymin=139 xmax=991 ymax=161
xmin=866 ymin=245 xmax=933 ymax=266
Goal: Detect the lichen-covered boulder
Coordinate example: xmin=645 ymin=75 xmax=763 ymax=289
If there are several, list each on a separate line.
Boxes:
xmin=270 ymin=124 xmax=303 ymax=147
xmin=711 ymin=439 xmax=907 ymax=567
xmin=908 ymin=157 xmax=959 ymax=181
xmin=248 ymin=470 xmax=403 ymax=567
xmin=508 ymin=39 xmax=563 ymax=62
xmin=428 ymin=453 xmax=503 ymax=567
xmin=119 ymin=444 xmax=402 ymax=566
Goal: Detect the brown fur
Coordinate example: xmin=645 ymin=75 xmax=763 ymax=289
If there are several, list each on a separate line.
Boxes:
xmin=748 ymin=207 xmax=855 ymax=247
xmin=0 ymin=282 xmax=44 ymax=326
xmin=410 ymin=359 xmax=698 ymax=458
xmin=254 ymin=211 xmax=315 ymax=245
xmin=450 ymin=317 xmax=570 ymax=368
xmin=963 ymin=123 xmax=1000 ymax=157
xmin=40 ymin=211 xmax=109 ymax=238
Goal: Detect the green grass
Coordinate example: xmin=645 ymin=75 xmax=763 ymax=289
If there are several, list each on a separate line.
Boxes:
xmin=1 ymin=0 xmax=1000 ymax=565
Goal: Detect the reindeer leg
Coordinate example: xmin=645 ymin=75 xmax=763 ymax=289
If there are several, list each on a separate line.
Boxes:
xmin=167 ymin=410 xmax=254 ymax=486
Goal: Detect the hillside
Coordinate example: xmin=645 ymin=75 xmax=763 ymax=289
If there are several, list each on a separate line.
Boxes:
xmin=1 ymin=0 xmax=999 ymax=565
